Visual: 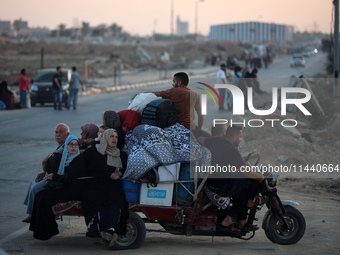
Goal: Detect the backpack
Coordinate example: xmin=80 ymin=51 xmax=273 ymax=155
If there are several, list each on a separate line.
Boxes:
xmin=235 ymin=73 xmax=247 ymax=91
xmin=139 ymin=167 xmax=160 ymax=187
xmin=117 ymin=109 xmax=142 ymax=133
xmin=141 ymin=99 xmax=177 ymax=129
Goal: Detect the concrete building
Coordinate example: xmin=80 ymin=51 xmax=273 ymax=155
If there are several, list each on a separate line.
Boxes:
xmin=210 ymin=22 xmax=294 ymax=42
xmin=0 ymin=21 xmax=11 ymax=36
xmin=176 ymin=16 xmax=188 ymax=36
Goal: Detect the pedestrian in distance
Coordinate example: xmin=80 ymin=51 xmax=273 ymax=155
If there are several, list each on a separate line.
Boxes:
xmin=66 ymin=66 xmax=84 ymax=110
xmin=52 ymin=66 xmax=64 ymax=110
xmin=19 ymin=69 xmax=30 ymax=108
xmin=216 ymin=64 xmax=227 ymax=111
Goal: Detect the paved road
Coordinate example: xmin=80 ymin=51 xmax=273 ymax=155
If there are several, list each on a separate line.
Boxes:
xmin=0 ymin=52 xmax=328 ymax=254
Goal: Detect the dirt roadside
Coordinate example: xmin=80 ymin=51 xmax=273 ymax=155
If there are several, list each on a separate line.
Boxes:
xmin=3 ymin=185 xmax=339 ymax=255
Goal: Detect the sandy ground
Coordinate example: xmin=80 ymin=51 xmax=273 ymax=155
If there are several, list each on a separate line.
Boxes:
xmin=2 ymin=183 xmax=339 ymax=255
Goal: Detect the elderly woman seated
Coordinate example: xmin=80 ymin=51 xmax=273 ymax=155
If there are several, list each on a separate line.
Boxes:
xmin=29 ymin=136 xmax=86 ymax=240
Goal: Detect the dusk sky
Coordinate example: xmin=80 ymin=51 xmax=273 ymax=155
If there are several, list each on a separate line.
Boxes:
xmin=1 ymin=0 xmax=333 ymax=36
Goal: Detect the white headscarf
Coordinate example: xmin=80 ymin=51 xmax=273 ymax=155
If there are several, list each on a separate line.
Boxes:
xmin=96 ymin=129 xmax=122 ymax=169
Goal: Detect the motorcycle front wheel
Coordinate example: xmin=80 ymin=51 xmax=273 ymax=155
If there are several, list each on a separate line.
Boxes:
xmin=264 ymin=205 xmax=306 ymax=245
xmin=106 ymin=211 xmax=146 ymax=250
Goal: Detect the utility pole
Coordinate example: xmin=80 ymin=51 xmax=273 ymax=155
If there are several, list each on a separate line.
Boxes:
xmin=195 ymin=0 xmax=204 ymax=60
xmin=334 ymin=0 xmax=339 ymax=97
xmin=194 ymin=0 xmax=204 ymax=61
xmin=40 ymin=47 xmax=44 ymax=69
xmin=170 ymin=0 xmax=174 ymax=58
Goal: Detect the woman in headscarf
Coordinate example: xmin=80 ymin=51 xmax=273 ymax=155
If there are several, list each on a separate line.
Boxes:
xmin=29 ymin=136 xmax=85 ymax=240
xmin=79 ymin=123 xmax=99 ymax=150
xmin=82 ymin=129 xmax=128 ymax=247
xmin=102 ymin=110 xmax=125 ymax=149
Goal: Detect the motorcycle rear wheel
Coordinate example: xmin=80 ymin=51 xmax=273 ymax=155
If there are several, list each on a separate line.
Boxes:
xmin=264 ymin=205 xmax=305 ymax=245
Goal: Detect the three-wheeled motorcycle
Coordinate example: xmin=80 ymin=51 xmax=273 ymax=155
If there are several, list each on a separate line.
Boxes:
xmin=55 ymin=159 xmax=306 ymax=250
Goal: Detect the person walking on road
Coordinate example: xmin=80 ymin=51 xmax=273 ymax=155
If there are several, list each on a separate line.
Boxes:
xmin=19 ymin=69 xmax=30 ymax=108
xmin=66 ymin=66 xmax=84 ymax=110
xmin=52 ymin=66 xmax=64 ymax=110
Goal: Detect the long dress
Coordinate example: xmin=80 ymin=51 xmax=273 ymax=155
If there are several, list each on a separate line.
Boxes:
xmin=82 ymin=146 xmax=129 ymax=237
xmin=29 ymin=155 xmax=85 ymax=240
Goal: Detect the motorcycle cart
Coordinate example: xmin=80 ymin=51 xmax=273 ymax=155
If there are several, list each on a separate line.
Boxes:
xmin=53 ymin=162 xmax=306 ymax=250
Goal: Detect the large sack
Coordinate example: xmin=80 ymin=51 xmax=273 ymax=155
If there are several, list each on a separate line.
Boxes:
xmin=118 ymin=109 xmax=142 ymax=133
xmin=141 ymin=99 xmax=177 ymax=129
xmin=127 ymin=93 xmax=160 ymax=114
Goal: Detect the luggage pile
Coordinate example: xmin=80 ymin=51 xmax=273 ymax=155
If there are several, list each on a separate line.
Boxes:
xmin=120 ymin=93 xmax=211 ymax=206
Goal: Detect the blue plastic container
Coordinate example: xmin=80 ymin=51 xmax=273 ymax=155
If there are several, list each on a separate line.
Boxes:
xmin=173 ymin=163 xmax=194 ymax=206
xmin=122 ymin=180 xmax=140 ymax=203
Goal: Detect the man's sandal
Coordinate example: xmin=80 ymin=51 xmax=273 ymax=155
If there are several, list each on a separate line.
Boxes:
xmin=217 ymin=223 xmax=241 ymax=234
xmin=238 ymin=222 xmax=259 ymax=232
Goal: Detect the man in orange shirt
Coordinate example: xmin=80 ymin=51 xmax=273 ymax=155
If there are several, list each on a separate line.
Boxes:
xmin=153 ymin=72 xmax=208 ymax=138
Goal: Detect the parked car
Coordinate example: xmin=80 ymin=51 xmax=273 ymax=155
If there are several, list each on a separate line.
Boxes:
xmin=30 ymin=69 xmax=71 ymax=107
xmin=290 ymin=54 xmax=305 ymax=68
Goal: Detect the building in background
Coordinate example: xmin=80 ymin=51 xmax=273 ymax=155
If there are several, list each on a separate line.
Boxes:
xmin=0 ymin=21 xmax=11 ymax=36
xmin=176 ymin=16 xmax=188 ymax=36
xmin=210 ymin=22 xmax=294 ymax=42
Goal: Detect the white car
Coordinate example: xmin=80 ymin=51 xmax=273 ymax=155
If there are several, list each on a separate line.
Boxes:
xmin=290 ymin=54 xmax=305 ymax=68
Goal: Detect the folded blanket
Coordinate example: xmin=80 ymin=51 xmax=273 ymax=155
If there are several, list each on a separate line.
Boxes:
xmin=123 ymin=124 xmax=211 ymax=181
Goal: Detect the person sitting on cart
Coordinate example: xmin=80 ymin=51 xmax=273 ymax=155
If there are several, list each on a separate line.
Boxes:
xmin=203 ymin=125 xmax=265 ymax=234
xmin=29 ymin=136 xmax=86 ymax=240
xmin=81 ymin=129 xmax=128 ymax=247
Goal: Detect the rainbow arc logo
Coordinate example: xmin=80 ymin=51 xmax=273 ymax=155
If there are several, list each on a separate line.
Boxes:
xmin=196 ymin=82 xmax=222 ymax=107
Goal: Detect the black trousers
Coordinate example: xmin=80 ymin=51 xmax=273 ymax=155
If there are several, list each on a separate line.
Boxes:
xmin=216 ymin=178 xmax=259 ymax=220
xmin=29 ymin=182 xmax=83 ymax=240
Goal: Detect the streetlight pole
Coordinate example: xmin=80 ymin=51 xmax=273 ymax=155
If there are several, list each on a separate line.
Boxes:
xmin=334 ymin=0 xmax=339 ymax=97
xmin=170 ymin=0 xmax=174 ymax=57
xmin=195 ymin=0 xmax=204 ymax=61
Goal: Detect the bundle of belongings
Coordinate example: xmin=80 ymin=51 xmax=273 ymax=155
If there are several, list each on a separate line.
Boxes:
xmin=122 ymin=123 xmax=211 ymax=183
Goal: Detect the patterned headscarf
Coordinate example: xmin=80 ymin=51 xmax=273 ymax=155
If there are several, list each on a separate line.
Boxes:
xmin=103 ymin=111 xmax=121 ymax=129
xmin=96 ymin=129 xmax=122 ymax=169
xmin=57 ymin=135 xmax=80 ymax=175
xmin=81 ymin=123 xmax=99 ymax=139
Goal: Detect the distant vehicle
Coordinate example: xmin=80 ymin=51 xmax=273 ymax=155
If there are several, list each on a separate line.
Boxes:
xmin=290 ymin=54 xmax=305 ymax=68
xmin=30 ymin=69 xmax=71 ymax=107
xmin=306 ymin=47 xmax=318 ymax=55
xmin=301 ymin=50 xmax=311 ymax=58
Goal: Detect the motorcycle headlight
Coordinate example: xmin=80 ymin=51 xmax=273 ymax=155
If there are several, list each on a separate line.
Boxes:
xmin=267 ymin=173 xmax=277 ymax=187
xmin=31 ymin=84 xmax=38 ymax=91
